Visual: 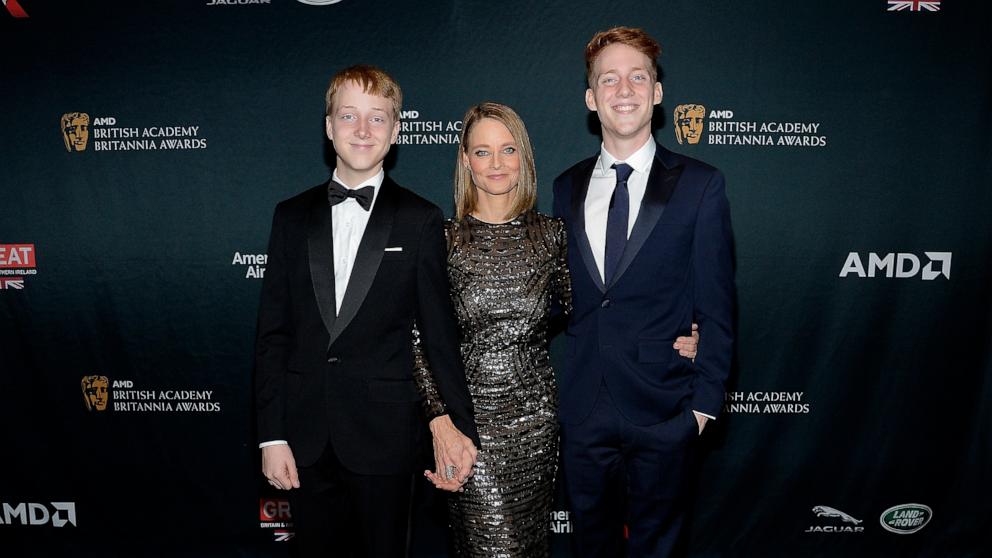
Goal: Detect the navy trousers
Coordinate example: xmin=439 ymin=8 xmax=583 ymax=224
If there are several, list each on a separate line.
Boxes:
xmin=561 ymin=381 xmax=699 ymax=558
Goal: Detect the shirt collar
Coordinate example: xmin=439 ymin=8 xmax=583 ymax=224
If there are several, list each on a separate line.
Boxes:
xmin=331 ymin=168 xmax=385 ymax=191
xmin=597 ymin=138 xmax=656 ymax=176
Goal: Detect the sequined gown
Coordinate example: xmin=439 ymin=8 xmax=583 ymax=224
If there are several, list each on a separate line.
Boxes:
xmin=414 ymin=210 xmax=571 ymax=558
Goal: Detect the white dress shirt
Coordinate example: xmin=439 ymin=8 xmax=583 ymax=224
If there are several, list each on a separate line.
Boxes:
xmin=330 ymin=169 xmax=384 ymax=315
xmin=259 ymin=169 xmax=384 ymax=449
xmin=584 ymin=139 xmax=656 ymax=283
xmin=582 ymin=139 xmax=715 ymax=424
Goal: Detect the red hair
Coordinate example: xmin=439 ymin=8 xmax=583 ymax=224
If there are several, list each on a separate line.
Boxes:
xmin=325 ymin=64 xmax=403 ymax=119
xmin=585 ymin=26 xmax=661 ymax=86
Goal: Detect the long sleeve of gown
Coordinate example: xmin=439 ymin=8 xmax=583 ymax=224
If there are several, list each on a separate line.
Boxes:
xmin=552 ymin=218 xmax=572 ymax=316
xmin=412 ymin=221 xmax=458 ymax=421
xmin=549 ymin=218 xmax=572 ymax=335
xmin=412 ymin=322 xmax=448 ymax=420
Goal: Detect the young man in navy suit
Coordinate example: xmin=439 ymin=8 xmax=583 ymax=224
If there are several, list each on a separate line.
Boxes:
xmin=553 ymin=27 xmax=735 ymax=557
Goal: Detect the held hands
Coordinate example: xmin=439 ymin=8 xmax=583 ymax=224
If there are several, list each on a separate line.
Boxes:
xmin=421 ymin=325 xmax=699 ymax=491
xmin=673 ymin=323 xmax=700 ymax=359
xmin=424 ymin=415 xmax=478 ymax=492
xmin=262 ymin=444 xmax=300 ymax=490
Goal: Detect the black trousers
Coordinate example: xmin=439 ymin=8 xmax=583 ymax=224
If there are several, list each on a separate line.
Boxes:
xmin=289 ymin=440 xmax=415 ymax=558
xmin=561 ymin=381 xmax=699 ymax=558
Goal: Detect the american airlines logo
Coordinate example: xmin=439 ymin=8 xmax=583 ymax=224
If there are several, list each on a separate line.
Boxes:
xmin=839 ymin=252 xmax=951 ymax=280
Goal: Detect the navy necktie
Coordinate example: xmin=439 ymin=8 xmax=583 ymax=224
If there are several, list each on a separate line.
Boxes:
xmin=604 ymin=162 xmax=633 ymax=284
xmin=327 ymin=180 xmax=374 ymax=211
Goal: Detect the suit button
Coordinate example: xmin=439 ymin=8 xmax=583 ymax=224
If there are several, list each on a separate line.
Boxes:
xmin=326 ymin=357 xmax=340 ymax=363
xmin=601 ymin=298 xmax=611 ymax=308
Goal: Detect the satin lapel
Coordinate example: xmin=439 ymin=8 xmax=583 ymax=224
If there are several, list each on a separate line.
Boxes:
xmin=325 ymin=179 xmax=397 ymax=349
xmin=570 ymin=157 xmax=606 ymax=293
xmin=307 ymin=184 xmax=337 ymax=340
xmin=606 ymin=150 xmax=684 ymax=290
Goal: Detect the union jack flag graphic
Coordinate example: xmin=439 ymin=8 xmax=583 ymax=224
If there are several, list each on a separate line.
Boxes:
xmin=887 ymin=1 xmax=941 ymax=11
xmin=0 ymin=278 xmax=25 ymax=289
xmin=2 ymin=0 xmax=29 ymax=18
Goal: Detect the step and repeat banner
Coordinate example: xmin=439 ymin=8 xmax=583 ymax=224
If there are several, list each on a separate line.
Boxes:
xmin=1 ymin=1 xmax=989 ymax=556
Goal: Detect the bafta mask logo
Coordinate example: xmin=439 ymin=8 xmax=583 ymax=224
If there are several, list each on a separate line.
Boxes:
xmin=61 ymin=112 xmax=90 ymax=152
xmin=81 ymin=375 xmax=109 ymax=411
xmin=674 ymin=104 xmax=706 ymax=145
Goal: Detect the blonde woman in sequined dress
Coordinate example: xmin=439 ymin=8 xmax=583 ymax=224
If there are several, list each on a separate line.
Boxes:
xmin=414 ymin=102 xmax=697 ymax=557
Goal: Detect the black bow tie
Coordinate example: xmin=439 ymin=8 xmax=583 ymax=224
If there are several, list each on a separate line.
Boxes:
xmin=327 ymin=180 xmax=374 ymax=211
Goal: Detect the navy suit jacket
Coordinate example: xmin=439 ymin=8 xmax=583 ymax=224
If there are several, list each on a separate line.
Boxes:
xmin=552 ymin=143 xmax=734 ymax=426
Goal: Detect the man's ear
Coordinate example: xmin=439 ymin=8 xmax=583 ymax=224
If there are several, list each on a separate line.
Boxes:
xmin=390 ymin=119 xmax=400 ymax=144
xmin=654 ymin=82 xmax=663 ymax=106
xmin=325 ymin=115 xmax=334 ymax=142
xmin=585 ymin=88 xmax=598 ymax=112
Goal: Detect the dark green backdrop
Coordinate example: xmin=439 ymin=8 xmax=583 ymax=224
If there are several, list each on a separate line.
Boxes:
xmin=2 ymin=1 xmax=989 ymax=556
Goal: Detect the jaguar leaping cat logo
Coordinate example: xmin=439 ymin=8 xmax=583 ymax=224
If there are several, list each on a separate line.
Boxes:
xmin=813 ymin=506 xmax=862 ymax=525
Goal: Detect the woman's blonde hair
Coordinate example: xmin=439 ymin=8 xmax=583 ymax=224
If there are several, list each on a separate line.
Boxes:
xmin=453 ymin=102 xmax=537 ymax=221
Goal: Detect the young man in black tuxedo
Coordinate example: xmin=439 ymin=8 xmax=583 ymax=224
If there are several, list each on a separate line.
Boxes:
xmin=255 ymin=65 xmax=479 ymax=557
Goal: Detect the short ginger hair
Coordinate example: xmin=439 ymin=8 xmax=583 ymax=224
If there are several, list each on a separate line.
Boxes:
xmin=325 ymin=64 xmax=403 ymax=120
xmin=585 ymin=26 xmax=661 ymax=86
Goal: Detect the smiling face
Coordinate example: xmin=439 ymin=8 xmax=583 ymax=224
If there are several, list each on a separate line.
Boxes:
xmin=585 ymin=42 xmax=663 ymax=155
xmin=463 ymin=117 xmax=521 ymax=200
xmin=325 ymin=80 xmax=400 ymax=185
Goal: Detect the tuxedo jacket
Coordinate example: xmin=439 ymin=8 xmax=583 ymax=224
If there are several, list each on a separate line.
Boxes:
xmin=255 ymin=178 xmax=478 ymax=475
xmin=552 ymin=143 xmax=735 ymax=426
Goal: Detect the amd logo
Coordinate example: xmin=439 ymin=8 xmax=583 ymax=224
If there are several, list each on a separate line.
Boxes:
xmin=0 ymin=502 xmax=77 ymax=528
xmin=839 ymin=252 xmax=951 ymax=280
